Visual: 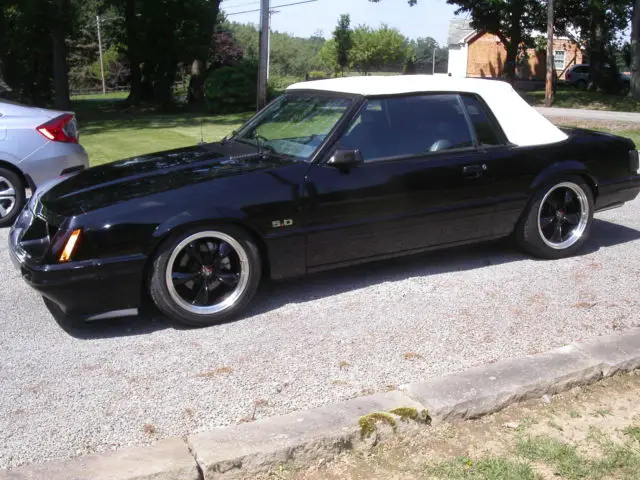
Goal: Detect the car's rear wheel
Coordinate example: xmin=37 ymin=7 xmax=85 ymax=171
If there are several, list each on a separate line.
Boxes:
xmin=149 ymin=225 xmax=262 ymax=326
xmin=0 ymin=168 xmax=26 ymax=228
xmin=516 ymin=177 xmax=594 ymax=259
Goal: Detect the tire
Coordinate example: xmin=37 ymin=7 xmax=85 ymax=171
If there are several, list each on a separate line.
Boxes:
xmin=149 ymin=225 xmax=262 ymax=326
xmin=0 ymin=168 xmax=26 ymax=228
xmin=516 ymin=176 xmax=594 ymax=260
xmin=575 ymin=79 xmax=587 ymax=90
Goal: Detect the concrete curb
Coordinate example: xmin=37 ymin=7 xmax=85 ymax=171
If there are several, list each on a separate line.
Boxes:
xmin=2 ymin=328 xmax=640 ymax=480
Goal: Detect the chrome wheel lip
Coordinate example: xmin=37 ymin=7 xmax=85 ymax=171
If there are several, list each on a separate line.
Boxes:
xmin=537 ymin=181 xmax=589 ymax=250
xmin=0 ymin=176 xmax=17 ymax=219
xmin=165 ymin=231 xmax=250 ymax=315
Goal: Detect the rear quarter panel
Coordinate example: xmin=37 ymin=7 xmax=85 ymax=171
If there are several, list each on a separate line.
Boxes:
xmin=531 ymin=128 xmax=637 ymax=211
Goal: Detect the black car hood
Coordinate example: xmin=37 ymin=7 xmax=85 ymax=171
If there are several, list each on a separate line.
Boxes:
xmin=40 ymin=141 xmax=296 ymax=217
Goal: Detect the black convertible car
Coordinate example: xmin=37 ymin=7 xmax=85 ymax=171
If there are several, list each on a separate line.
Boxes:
xmin=9 ymin=76 xmax=640 ymax=326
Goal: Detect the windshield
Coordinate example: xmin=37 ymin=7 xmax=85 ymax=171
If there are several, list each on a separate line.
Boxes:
xmin=233 ymin=93 xmax=352 ymax=161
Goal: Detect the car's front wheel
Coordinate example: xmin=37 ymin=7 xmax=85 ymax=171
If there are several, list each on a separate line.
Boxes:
xmin=0 ymin=168 xmax=26 ymax=228
xmin=516 ymin=177 xmax=594 ymax=259
xmin=149 ymin=225 xmax=262 ymax=326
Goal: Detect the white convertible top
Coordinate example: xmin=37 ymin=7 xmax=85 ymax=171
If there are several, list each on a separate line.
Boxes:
xmin=286 ymin=75 xmax=568 ymax=147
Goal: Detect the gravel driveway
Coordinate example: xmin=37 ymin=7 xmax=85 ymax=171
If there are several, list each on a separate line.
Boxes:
xmin=1 ymin=199 xmax=640 ymax=469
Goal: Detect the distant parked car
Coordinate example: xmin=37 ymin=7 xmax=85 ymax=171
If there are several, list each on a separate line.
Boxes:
xmin=0 ymin=100 xmax=88 ymax=227
xmin=565 ymin=64 xmax=630 ymax=94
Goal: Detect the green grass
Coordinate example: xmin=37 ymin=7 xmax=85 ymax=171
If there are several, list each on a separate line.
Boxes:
xmin=71 ymin=91 xmax=130 ymax=101
xmin=74 ymin=95 xmax=640 ymax=167
xmin=517 ymin=432 xmax=640 ymax=480
xmin=73 ymin=98 xmax=252 ymax=166
xmin=425 ymin=456 xmax=541 ymax=480
xmin=522 ymin=89 xmax=640 ymax=112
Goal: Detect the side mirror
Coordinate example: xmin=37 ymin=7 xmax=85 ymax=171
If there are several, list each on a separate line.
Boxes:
xmin=327 ymin=149 xmax=364 ymax=168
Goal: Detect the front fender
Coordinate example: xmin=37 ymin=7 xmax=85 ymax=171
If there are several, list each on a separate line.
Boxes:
xmin=151 ymin=206 xmax=250 ymax=242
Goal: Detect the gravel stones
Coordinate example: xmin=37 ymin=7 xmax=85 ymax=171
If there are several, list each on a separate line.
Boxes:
xmin=1 ymin=197 xmax=640 ymax=469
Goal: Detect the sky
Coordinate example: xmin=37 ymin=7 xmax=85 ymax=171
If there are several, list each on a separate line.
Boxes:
xmin=220 ymin=0 xmax=461 ymax=45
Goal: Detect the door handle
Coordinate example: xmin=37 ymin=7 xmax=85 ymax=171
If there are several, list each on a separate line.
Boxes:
xmin=462 ymin=164 xmax=487 ymax=178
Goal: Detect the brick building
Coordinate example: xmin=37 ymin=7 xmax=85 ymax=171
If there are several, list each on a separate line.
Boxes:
xmin=447 ymin=18 xmax=583 ymax=81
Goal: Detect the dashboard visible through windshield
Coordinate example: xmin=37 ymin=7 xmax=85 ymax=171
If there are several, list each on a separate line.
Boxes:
xmin=233 ymin=93 xmax=353 ymax=161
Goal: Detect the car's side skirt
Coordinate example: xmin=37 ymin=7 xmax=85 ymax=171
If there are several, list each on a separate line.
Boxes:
xmin=306 ymin=233 xmax=508 ymax=274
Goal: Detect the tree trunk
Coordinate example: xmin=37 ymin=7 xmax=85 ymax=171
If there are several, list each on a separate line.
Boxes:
xmin=503 ymin=41 xmax=519 ymax=84
xmin=153 ymin=58 xmax=175 ymax=107
xmin=587 ymin=1 xmax=606 ymax=91
xmin=124 ymin=0 xmax=142 ymax=105
xmin=545 ymin=0 xmax=554 ymax=107
xmin=51 ymin=0 xmax=71 ymax=110
xmin=0 ymin=1 xmax=7 ymax=96
xmin=631 ymin=0 xmax=640 ymax=99
xmin=502 ymin=2 xmax=523 ymax=85
xmin=187 ymin=59 xmax=205 ymax=104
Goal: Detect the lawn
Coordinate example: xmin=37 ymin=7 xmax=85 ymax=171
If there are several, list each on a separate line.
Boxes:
xmin=71 ymin=91 xmax=130 ymax=101
xmin=74 ymin=96 xmax=640 ymax=167
xmin=73 ymin=98 xmax=252 ymax=166
xmin=523 ymin=88 xmax=640 ymax=112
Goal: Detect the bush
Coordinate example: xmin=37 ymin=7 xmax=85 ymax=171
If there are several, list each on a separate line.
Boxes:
xmin=204 ymin=59 xmax=257 ymax=112
xmin=307 ymin=70 xmax=329 ymax=80
xmin=269 ymin=75 xmax=301 ymax=94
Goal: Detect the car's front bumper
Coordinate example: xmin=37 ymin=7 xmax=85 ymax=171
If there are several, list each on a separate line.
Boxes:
xmin=9 ymin=207 xmax=146 ymax=319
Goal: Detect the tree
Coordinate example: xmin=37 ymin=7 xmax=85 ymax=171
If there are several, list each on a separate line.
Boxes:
xmin=629 ymin=0 xmax=639 ymax=99
xmin=350 ymin=25 xmax=409 ymax=74
xmin=556 ymin=0 xmax=632 ymax=92
xmin=316 ymin=40 xmax=340 ymax=74
xmin=409 ymin=37 xmax=448 ymax=73
xmin=333 ymin=14 xmax=353 ymax=75
xmin=449 ymin=0 xmax=544 ymax=83
xmin=225 ymin=21 xmax=325 ymax=77
xmin=51 ymin=0 xmax=71 ymax=109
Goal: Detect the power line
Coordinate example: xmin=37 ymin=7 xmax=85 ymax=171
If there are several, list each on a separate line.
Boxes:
xmin=221 ymin=0 xmax=260 ymax=9
xmin=225 ymin=0 xmax=317 ymax=16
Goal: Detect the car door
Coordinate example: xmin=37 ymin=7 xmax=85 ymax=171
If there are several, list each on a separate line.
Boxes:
xmin=302 ymin=93 xmax=503 ymax=270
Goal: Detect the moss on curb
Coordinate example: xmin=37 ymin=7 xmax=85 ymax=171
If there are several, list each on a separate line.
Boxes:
xmin=390 ymin=407 xmax=432 ymax=425
xmin=359 ymin=412 xmax=397 ymax=438
xmin=359 ymin=407 xmax=431 ymax=438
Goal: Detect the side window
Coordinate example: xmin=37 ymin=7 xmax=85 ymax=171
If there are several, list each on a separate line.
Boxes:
xmin=461 ymin=95 xmax=503 ymax=146
xmin=340 ymin=94 xmax=473 ymax=162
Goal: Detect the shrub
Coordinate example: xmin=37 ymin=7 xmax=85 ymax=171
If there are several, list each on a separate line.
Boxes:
xmin=204 ymin=59 xmax=257 ymax=112
xmin=269 ymin=75 xmax=301 ymax=94
xmin=307 ymin=70 xmax=329 ymax=80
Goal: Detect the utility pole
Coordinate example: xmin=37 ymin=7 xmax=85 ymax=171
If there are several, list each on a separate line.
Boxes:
xmin=432 ymin=47 xmax=436 ymax=75
xmin=257 ymin=0 xmax=270 ymax=110
xmin=96 ymin=15 xmax=106 ymax=95
xmin=544 ymin=0 xmax=554 ymax=107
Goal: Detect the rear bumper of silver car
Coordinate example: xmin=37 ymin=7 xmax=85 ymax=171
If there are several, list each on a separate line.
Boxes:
xmin=18 ymin=142 xmax=89 ymax=188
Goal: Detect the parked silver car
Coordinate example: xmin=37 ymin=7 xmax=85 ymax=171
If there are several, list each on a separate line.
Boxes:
xmin=565 ymin=64 xmax=631 ymax=94
xmin=0 ymin=99 xmax=88 ymax=227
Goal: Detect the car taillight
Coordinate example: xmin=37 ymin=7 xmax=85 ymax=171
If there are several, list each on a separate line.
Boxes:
xmin=631 ymin=150 xmax=640 ymax=174
xmin=37 ymin=113 xmax=78 ymax=143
